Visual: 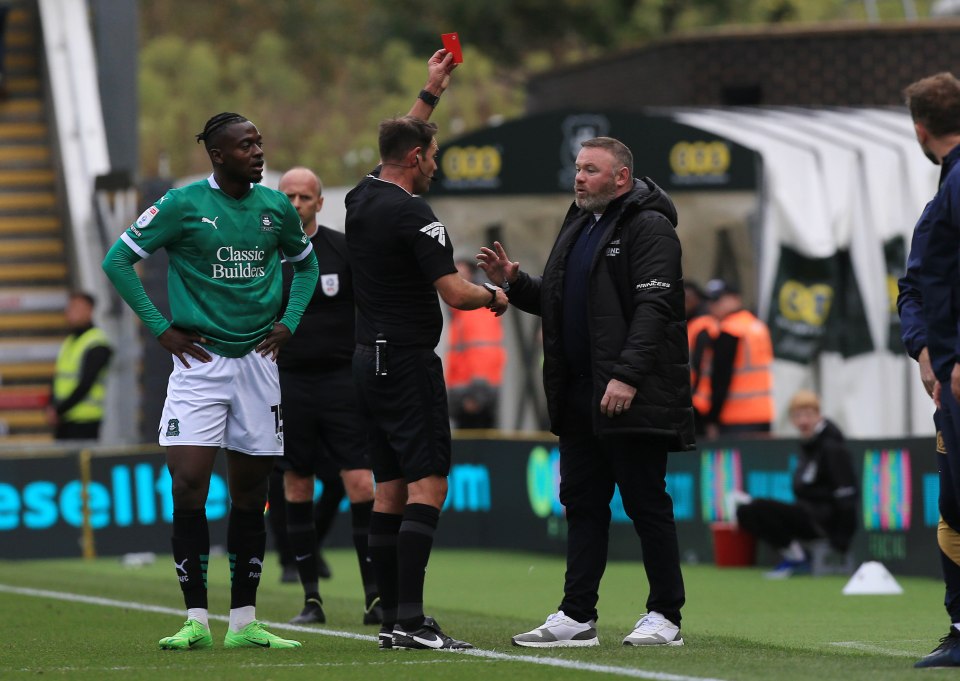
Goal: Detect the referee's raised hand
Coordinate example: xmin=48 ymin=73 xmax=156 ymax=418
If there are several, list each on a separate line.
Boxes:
xmin=427 ymin=48 xmax=457 ymax=90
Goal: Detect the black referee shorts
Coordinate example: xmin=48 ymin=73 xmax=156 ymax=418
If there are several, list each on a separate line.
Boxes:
xmin=352 ymin=344 xmax=452 ymax=484
xmin=277 ymin=364 xmax=372 ymax=476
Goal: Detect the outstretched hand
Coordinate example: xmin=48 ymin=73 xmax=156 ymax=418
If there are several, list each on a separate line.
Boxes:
xmin=477 ymin=241 xmax=519 ymax=289
xmin=158 ymin=326 xmax=212 ymax=368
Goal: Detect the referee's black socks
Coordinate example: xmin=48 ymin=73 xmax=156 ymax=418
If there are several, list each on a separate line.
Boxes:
xmin=286 ymin=500 xmax=320 ymax=599
xmin=227 ymin=505 xmax=267 ymax=609
xmin=397 ymin=503 xmax=440 ymax=631
xmin=368 ymin=511 xmax=403 ymax=627
xmin=171 ymin=508 xmax=209 ymax=610
xmin=350 ymin=500 xmax=378 ymax=607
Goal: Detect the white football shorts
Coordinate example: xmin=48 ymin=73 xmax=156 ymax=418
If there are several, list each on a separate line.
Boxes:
xmin=158 ymin=351 xmax=283 ymax=455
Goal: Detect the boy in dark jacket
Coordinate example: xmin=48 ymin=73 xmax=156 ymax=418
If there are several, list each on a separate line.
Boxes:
xmin=736 ymin=390 xmax=858 ymax=578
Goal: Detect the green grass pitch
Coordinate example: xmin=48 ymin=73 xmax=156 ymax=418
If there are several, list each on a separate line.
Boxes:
xmin=0 ymin=549 xmax=948 ymax=680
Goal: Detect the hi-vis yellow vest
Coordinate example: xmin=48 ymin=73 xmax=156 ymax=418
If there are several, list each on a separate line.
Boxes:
xmin=53 ymin=327 xmax=110 ymax=423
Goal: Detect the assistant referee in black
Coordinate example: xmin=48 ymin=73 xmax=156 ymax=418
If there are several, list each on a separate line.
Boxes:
xmin=345 ymin=49 xmax=508 ymax=651
xmin=275 ymin=166 xmax=379 ymax=627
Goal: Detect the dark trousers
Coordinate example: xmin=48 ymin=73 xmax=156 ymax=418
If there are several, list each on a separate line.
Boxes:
xmin=933 ymin=403 xmax=960 ymax=622
xmin=557 ymin=380 xmax=685 ymax=626
xmin=736 ymin=498 xmax=822 ymax=550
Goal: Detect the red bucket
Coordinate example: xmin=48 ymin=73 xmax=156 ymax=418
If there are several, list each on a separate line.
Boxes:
xmin=710 ymin=522 xmax=756 ymax=567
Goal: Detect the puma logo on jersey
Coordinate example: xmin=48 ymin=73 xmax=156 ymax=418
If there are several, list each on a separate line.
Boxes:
xmin=419 ymin=222 xmax=446 ymax=246
xmin=201 ymin=216 xmax=219 ymax=230
xmin=248 ymin=557 xmax=263 ymax=568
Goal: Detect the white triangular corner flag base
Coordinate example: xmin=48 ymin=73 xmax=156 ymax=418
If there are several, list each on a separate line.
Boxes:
xmin=842 ymin=561 xmax=903 ymax=595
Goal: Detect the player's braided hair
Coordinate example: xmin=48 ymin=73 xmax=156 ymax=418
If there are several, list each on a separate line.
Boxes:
xmin=195 ymin=112 xmax=249 ymax=149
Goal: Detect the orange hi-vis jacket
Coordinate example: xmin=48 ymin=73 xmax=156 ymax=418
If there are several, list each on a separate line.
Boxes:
xmin=687 ymin=312 xmax=718 ymax=405
xmin=692 ymin=309 xmax=773 ymax=426
xmin=444 ymin=307 xmax=506 ymax=389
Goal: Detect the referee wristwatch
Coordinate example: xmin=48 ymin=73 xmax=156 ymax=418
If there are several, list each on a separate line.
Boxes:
xmin=482 ymin=282 xmax=499 ymax=305
xmin=418 ymin=89 xmax=440 ymax=108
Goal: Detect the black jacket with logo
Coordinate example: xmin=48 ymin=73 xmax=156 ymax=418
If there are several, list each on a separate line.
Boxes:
xmin=793 ymin=419 xmax=858 ymax=552
xmin=508 ymin=177 xmax=695 ymax=450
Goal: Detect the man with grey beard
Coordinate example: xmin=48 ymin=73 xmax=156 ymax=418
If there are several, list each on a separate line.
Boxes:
xmin=478 ymin=136 xmax=694 ymax=649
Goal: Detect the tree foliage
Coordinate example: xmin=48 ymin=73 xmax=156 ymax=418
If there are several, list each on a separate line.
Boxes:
xmin=139 ymin=0 xmax=936 ymax=183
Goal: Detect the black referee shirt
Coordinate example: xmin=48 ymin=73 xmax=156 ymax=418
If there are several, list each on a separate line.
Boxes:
xmin=279 ymin=225 xmax=355 ymax=369
xmin=345 ymin=170 xmax=457 ymax=348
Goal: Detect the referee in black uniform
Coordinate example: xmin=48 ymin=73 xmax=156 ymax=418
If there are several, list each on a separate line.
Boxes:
xmin=346 ymin=50 xmax=508 ymax=651
xmin=276 ymin=167 xmax=379 ymax=626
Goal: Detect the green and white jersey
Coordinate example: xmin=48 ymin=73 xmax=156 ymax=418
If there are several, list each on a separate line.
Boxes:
xmin=120 ymin=176 xmax=314 ymax=357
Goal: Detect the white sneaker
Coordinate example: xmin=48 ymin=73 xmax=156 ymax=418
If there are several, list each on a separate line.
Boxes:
xmin=511 ymin=611 xmax=599 ymax=648
xmin=622 ymin=611 xmax=683 ymax=646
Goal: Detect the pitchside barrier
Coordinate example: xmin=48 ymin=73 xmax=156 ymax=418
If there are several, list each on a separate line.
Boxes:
xmin=0 ymin=434 xmax=940 ymax=577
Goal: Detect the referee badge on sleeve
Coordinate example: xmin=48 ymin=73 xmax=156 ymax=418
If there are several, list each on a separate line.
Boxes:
xmin=321 ymin=274 xmax=340 ymax=297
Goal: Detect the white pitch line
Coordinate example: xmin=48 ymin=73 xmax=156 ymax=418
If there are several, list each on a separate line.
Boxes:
xmin=8 ymin=660 xmax=488 ymax=673
xmin=828 ymin=641 xmax=919 ymax=658
xmin=0 ymin=583 xmax=729 ymax=681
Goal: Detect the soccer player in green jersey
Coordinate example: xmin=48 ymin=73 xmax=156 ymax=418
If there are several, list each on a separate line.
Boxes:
xmin=102 ymin=112 xmax=319 ymax=650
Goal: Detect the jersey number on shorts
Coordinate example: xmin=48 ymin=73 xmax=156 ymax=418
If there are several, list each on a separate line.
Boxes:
xmin=271 ymin=404 xmax=284 ymax=444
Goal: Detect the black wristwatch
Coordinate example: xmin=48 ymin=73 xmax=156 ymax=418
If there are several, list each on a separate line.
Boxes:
xmin=482 ymin=282 xmax=499 ymax=305
xmin=418 ymin=89 xmax=440 ymax=108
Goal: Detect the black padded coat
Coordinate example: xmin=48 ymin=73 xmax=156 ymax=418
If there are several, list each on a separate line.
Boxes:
xmin=508 ymin=177 xmax=696 ymax=451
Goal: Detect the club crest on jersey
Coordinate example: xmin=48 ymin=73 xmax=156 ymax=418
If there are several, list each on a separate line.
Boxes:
xmin=136 ymin=206 xmax=159 ymax=228
xmin=321 ymin=274 xmax=339 ymax=297
xmin=166 ymin=419 xmax=180 ymax=437
xmin=260 ymin=214 xmax=275 ymax=232
xmin=419 ymin=221 xmax=446 ymax=246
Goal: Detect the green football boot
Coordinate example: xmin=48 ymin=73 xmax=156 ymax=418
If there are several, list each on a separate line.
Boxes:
xmin=224 ymin=621 xmax=302 ymax=649
xmin=158 ymin=619 xmax=213 ymax=650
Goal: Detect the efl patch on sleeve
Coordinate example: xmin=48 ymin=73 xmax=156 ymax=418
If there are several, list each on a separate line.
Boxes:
xmin=635 ymin=278 xmax=672 ymax=292
xmin=419 ymin=221 xmax=447 ymax=246
xmin=135 ymin=205 xmax=159 ymax=228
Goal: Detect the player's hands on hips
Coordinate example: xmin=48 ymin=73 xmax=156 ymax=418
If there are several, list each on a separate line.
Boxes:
xmin=256 ymin=322 xmax=292 ymax=361
xmin=159 ymin=326 xmax=212 ymax=368
xmin=477 ymin=242 xmax=519 ymax=290
xmin=600 ymin=378 xmax=636 ymax=418
xmin=487 ymin=289 xmax=509 ymax=317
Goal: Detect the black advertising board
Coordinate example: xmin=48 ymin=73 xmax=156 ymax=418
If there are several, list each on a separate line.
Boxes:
xmin=428 ymin=111 xmax=759 ymax=197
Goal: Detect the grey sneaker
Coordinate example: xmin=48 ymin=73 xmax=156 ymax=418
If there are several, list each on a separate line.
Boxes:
xmin=512 ymin=611 xmax=599 ymax=648
xmin=622 ymin=611 xmax=683 ymax=646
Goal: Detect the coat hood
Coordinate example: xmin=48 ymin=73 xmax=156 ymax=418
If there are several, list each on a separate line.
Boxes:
xmin=621 ymin=177 xmax=679 ymax=228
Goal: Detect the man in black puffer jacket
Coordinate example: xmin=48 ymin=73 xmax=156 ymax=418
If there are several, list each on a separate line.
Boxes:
xmin=736 ymin=390 xmax=858 ymax=578
xmin=479 ymin=136 xmax=694 ymax=649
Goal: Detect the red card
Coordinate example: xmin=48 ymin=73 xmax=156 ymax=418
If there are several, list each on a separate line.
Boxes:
xmin=441 ymin=32 xmax=463 ymax=63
